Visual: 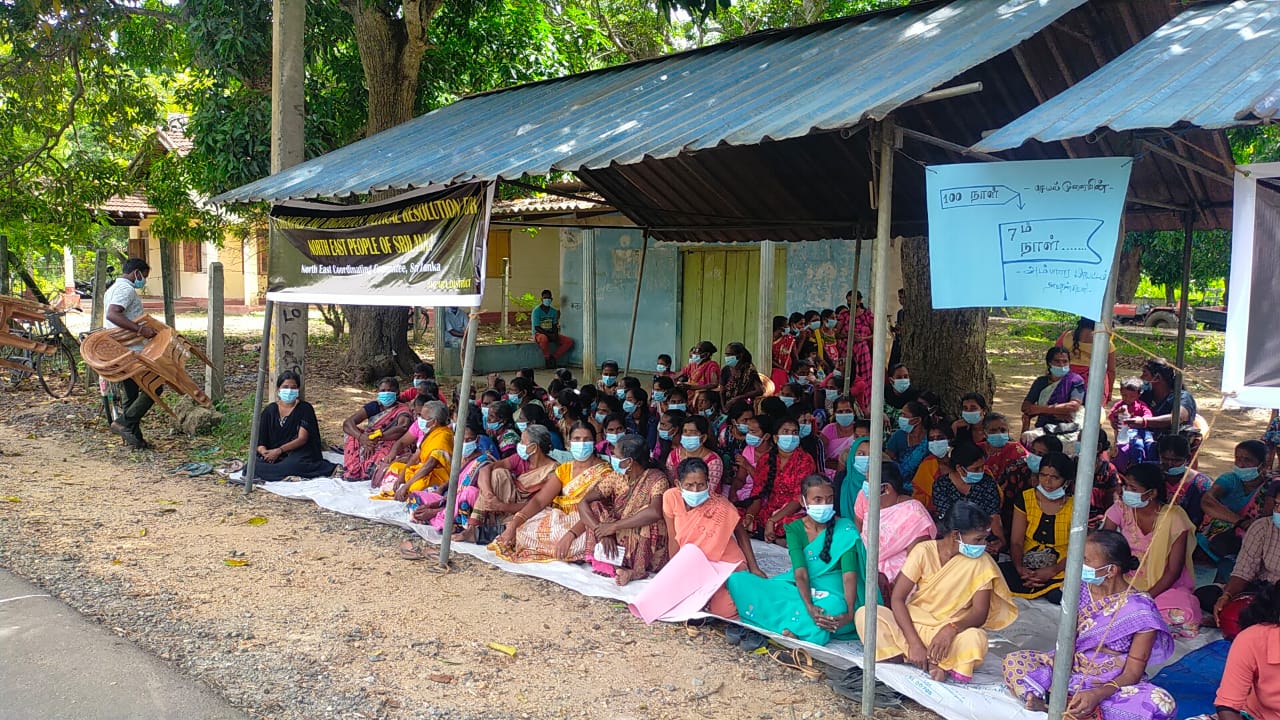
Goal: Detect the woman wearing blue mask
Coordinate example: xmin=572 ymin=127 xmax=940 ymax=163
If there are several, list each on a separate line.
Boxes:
xmin=386 ymin=401 xmax=455 ymax=502
xmin=727 ymin=474 xmax=872 ymax=645
xmin=577 ymin=434 xmax=671 ymax=585
xmin=886 ymin=400 xmax=931 ymax=481
xmin=883 ymin=364 xmax=920 ymax=428
xmin=1103 ymin=462 xmax=1201 ymax=637
xmin=1018 ymin=345 xmax=1085 ymax=447
xmin=666 ymin=416 xmax=722 ymax=491
xmin=651 ymin=375 xmax=675 ymax=412
xmin=739 ymin=416 xmax=818 ymax=544
xmin=1200 ymin=440 xmax=1269 ymax=560
xmin=950 ymin=393 xmax=989 ymax=447
xmin=821 ymin=396 xmax=860 ymax=476
xmin=851 ymin=462 xmax=936 ymax=599
xmin=251 ymin=371 xmax=336 ymax=483
xmin=931 ymin=442 xmax=1005 ymax=553
xmin=994 ymin=435 xmax=1062 ymax=543
xmin=485 ymin=401 xmax=523 ymax=459
xmin=676 ymin=340 xmax=721 ymax=395
xmin=720 ymin=343 xmax=763 ymax=409
xmin=1001 ymin=452 xmax=1075 ymax=602
xmin=341 ymin=376 xmax=414 ymax=483
xmin=410 ymin=408 xmax=496 ymax=537
xmin=856 ymin=501 xmax=1017 ymax=684
xmin=518 ymin=403 xmax=564 ymax=453
xmin=694 ymin=389 xmax=728 ymax=438
xmin=717 ymin=401 xmax=755 ymax=500
xmin=979 ymin=412 xmax=1027 ymax=481
xmin=838 ymin=436 xmax=872 ymax=518
xmin=651 ymin=408 xmax=684 ymax=465
xmin=488 ymin=424 xmax=603 ymax=563
xmin=911 ymin=425 xmax=955 ymax=515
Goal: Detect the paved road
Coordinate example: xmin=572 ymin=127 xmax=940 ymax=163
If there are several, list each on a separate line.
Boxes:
xmin=0 ymin=569 xmax=247 ymax=720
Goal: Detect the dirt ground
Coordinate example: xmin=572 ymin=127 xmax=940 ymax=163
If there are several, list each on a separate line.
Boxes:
xmin=0 ymin=322 xmax=1266 ymax=720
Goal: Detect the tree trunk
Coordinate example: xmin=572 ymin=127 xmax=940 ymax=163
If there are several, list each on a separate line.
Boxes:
xmin=342 ymin=0 xmax=443 ymax=382
xmin=1115 ymin=245 xmax=1142 ymax=304
xmin=899 ymin=236 xmax=994 ymax=417
xmin=1164 ymin=284 xmax=1175 ymax=305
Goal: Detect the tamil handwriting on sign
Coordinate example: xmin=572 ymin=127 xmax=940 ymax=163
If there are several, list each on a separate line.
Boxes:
xmin=925 ymin=158 xmax=1133 ymax=320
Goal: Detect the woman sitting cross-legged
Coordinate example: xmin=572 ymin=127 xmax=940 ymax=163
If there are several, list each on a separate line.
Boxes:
xmin=1003 ymin=529 xmax=1177 ymax=719
xmin=855 ymin=500 xmax=1017 ymax=684
xmin=577 ymin=433 xmax=672 ymax=585
xmin=490 ymin=423 xmax=612 ymax=563
xmin=381 ymin=400 xmax=453 ymax=501
xmin=727 ymin=474 xmax=873 ymax=645
xmin=341 ymin=376 xmax=414 ymax=482
xmin=455 ymin=424 xmax=561 ymax=543
xmin=737 ymin=415 xmax=818 ymax=543
xmin=1000 ymin=451 xmax=1075 ymax=603
xmin=851 ymin=462 xmax=937 ymax=599
xmin=252 ymin=371 xmax=336 ymax=482
xmin=409 ymin=408 xmax=496 ymax=533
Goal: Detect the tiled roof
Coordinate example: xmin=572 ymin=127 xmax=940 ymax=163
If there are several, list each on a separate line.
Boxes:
xmin=100 ymin=192 xmax=156 ymax=217
xmin=156 ymin=114 xmax=194 ymax=157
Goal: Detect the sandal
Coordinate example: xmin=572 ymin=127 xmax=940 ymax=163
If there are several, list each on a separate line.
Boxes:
xmin=399 ymin=540 xmax=428 ymax=561
xmin=769 ymin=647 xmax=824 ymax=680
xmin=827 ymin=667 xmax=903 ymax=708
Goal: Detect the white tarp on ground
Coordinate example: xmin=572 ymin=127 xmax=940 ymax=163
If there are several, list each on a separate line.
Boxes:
xmin=260 ymin=475 xmax=1218 ymax=720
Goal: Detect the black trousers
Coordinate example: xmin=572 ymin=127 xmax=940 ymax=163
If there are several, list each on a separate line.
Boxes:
xmin=120 ymin=379 xmax=158 ymax=439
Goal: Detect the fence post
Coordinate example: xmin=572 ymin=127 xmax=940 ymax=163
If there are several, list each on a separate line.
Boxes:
xmin=206 ymin=262 xmax=225 ymax=403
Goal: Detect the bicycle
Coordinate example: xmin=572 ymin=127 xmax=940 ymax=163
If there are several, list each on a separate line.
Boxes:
xmin=0 ymin=309 xmax=81 ymax=399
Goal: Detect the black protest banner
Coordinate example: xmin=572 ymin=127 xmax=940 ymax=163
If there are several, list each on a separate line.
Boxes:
xmin=266 ymin=182 xmax=493 ymax=307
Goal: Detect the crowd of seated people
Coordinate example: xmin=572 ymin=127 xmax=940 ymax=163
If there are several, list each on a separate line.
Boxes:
xmin=253 ymin=306 xmax=1278 ymax=714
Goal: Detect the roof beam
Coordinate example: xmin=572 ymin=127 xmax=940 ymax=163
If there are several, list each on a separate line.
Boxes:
xmin=899 ymin=126 xmax=1002 ymax=163
xmin=1138 ymin=140 xmax=1234 ymax=187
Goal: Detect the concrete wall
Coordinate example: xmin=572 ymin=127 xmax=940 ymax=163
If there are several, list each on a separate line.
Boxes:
xmin=781 ymin=237 xmax=904 ymax=323
xmin=480 ymin=226 xmax=561 ymax=318
xmin=134 ymin=217 xmax=252 ymax=303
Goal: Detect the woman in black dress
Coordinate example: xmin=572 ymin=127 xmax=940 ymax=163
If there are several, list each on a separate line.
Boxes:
xmin=253 ymin=371 xmax=336 ymax=482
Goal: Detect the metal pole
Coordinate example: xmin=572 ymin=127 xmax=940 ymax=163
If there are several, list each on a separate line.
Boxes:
xmin=757 ymin=240 xmax=776 ymax=381
xmin=842 ymin=237 xmax=864 ymax=390
xmin=622 ymin=232 xmax=649 ymax=376
xmin=243 ymin=299 xmax=275 ymax=495
xmin=1046 ymin=229 xmax=1122 ymax=720
xmin=861 ymin=118 xmax=894 ymax=718
xmin=581 ymin=229 xmax=598 ymax=385
xmin=439 ymin=310 xmax=481 ymax=566
xmin=1171 ymin=212 xmax=1194 ymax=435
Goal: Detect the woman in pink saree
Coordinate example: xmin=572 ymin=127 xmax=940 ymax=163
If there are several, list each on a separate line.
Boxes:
xmin=342 ymin=377 xmax=414 ymax=482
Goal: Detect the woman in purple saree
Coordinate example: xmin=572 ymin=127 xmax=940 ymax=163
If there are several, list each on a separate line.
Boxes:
xmin=1003 ymin=529 xmax=1177 ymax=720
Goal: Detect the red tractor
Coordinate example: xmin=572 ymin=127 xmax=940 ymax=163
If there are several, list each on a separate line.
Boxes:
xmin=1112 ymin=302 xmax=1192 ymax=329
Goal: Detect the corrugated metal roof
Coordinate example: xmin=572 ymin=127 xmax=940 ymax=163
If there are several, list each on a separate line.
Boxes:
xmin=975 ymin=0 xmax=1280 ymax=152
xmin=214 ymin=0 xmax=1086 ymax=205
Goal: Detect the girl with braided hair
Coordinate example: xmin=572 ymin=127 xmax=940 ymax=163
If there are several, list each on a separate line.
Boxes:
xmin=727 ymin=474 xmax=872 ymax=645
xmin=738 ymin=416 xmax=817 ymax=543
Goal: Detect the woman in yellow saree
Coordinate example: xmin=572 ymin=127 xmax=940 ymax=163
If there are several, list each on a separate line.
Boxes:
xmin=384 ymin=401 xmax=453 ymax=501
xmin=491 ymin=422 xmax=612 ymax=563
xmin=855 ymin=500 xmax=1017 ymax=684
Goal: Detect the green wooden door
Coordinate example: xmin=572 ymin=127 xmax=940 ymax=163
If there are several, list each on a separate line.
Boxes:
xmin=680 ymin=246 xmax=786 ymax=366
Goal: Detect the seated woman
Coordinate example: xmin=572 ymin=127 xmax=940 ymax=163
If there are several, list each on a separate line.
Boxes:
xmin=518 ymin=403 xmax=564 ymax=451
xmin=738 ymin=415 xmax=818 ymax=543
xmin=457 ymin=425 xmax=561 ymax=543
xmin=383 ymin=401 xmax=453 ymax=501
xmin=410 ymin=409 xmax=495 ymax=533
xmin=1209 ymin=481 xmax=1280 ymax=632
xmin=695 ymin=389 xmax=726 ymax=436
xmin=1103 ymin=462 xmax=1202 ymax=637
xmin=838 ymin=436 xmax=873 ymax=518
xmin=912 ymin=425 xmax=954 ymax=515
xmin=342 ymin=377 xmax=415 ymax=482
xmin=951 ymin=392 xmax=989 ymax=447
xmin=666 ymin=415 xmax=722 ymax=491
xmin=490 ymin=423 xmax=612 ymax=563
xmin=677 ymin=340 xmax=721 ymax=393
xmin=508 ymin=376 xmax=543 ymax=410
xmin=623 ymin=386 xmax=651 ymax=437
xmin=655 ymin=354 xmax=676 ymax=378
xmin=486 ymin=401 xmax=522 ymax=458
xmin=1001 ymin=451 xmax=1075 ymax=603
xmin=720 ymin=343 xmax=764 ymax=409
xmin=883 ymin=363 xmax=920 ymax=428
xmin=821 ymin=396 xmax=860 ymax=476
xmin=578 ymin=434 xmax=671 ymax=585
xmin=717 ymin=400 xmax=753 ymax=498
xmin=1208 ymin=582 xmax=1280 ymax=720
xmin=852 ymin=462 xmax=936 ymax=598
xmin=1019 ymin=345 xmax=1084 ymax=446
xmin=996 ymin=435 xmax=1064 ymax=538
xmin=651 ymin=408 xmax=685 ymax=465
xmin=644 ymin=457 xmax=764 ymax=618
xmin=931 ymin=442 xmax=1005 ymax=553
xmin=886 ymin=400 xmax=930 ymax=481
xmin=596 ymin=413 xmax=628 ymax=459
xmin=979 ymin=412 xmax=1027 ymax=481
xmin=252 ymin=371 xmax=336 ymax=482
xmin=651 ymin=375 xmax=675 ymax=411
xmin=727 ymin=474 xmax=872 ymax=645
xmin=1200 ymin=440 xmax=1269 ymax=561
xmin=855 ymin=501 xmax=1017 ymax=684
xmin=1004 ymin=529 xmax=1176 ymax=719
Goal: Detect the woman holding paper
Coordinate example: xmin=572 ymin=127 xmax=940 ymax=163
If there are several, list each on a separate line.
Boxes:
xmin=578 ymin=434 xmax=671 ymax=585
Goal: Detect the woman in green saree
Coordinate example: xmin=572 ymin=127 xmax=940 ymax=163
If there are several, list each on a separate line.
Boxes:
xmin=727 ymin=474 xmax=872 ymax=645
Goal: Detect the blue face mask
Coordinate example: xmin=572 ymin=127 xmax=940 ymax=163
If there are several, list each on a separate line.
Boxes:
xmin=610 ymin=456 xmax=627 ymax=474
xmin=724 ymin=355 xmax=739 ymax=367
xmin=961 ymin=410 xmax=982 ymax=425
xmin=777 ymin=434 xmax=800 ymax=452
xmin=414 ymin=379 xmax=429 ymax=390
xmin=928 ymin=439 xmax=949 ymax=458
xmin=1122 ymin=489 xmax=1149 ymax=508
xmin=668 ymin=403 xmax=686 ymax=412
xmin=825 ymin=389 xmax=838 ymax=404
xmin=1049 ymin=365 xmax=1069 ymax=378
xmin=806 ymin=503 xmax=835 ymax=524
xmin=825 ymin=318 xmax=838 ymax=329
xmin=1166 ymin=465 xmax=1187 ymax=477
xmin=462 ymin=439 xmax=478 ymax=456
xmin=516 ymin=421 xmax=529 ymax=432
xmin=653 ymin=391 xmax=666 ymax=403
xmin=515 ymin=443 xmax=532 ymax=461
xmin=986 ymin=432 xmax=1010 ymax=449
xmin=595 ymin=412 xmax=608 ymax=425
xmin=701 ymin=408 xmax=715 ymax=417
xmin=602 ymin=375 xmax=617 ymax=387
xmin=615 ymin=389 xmax=627 ymax=400
xmin=808 ymin=321 xmax=820 ymax=331
xmin=780 ymin=396 xmax=796 ymax=408
xmin=377 ymin=391 xmax=397 ymax=407
xmin=682 ymin=488 xmax=710 ymax=507
xmin=964 ymin=470 xmax=986 ymax=484
xmin=892 ymin=378 xmax=911 ymax=394
xmin=1037 ymin=483 xmax=1067 ymax=501
xmin=605 ymin=432 xmax=622 ymax=445
xmin=852 ymin=455 xmax=870 ymax=475
xmin=1141 ymin=381 xmax=1152 ymax=394
xmin=553 ymin=406 xmax=564 ymax=420
xmin=745 ymin=433 xmax=763 ymax=448
xmin=623 ymin=400 xmax=637 ymax=413
xmin=1026 ymin=453 xmax=1043 ymax=473
xmin=1081 ymin=563 xmax=1111 ymax=585
xmin=129 ymin=274 xmax=146 ymax=289
xmin=898 ymin=416 xmax=915 ymax=433
xmin=541 ymin=298 xmax=552 ymax=307
xmin=485 ymin=420 xmax=501 ymax=432
xmin=1272 ymin=512 xmax=1280 ymax=530
xmin=796 ymin=376 xmax=811 ymax=386
xmin=834 ymin=412 xmax=855 ymax=428
xmin=656 ymin=364 xmax=668 ymax=373
xmin=658 ymin=428 xmax=672 ymax=441
xmin=418 ymin=417 xmax=430 ymax=433
xmin=278 ymin=388 xmax=299 ymax=403
xmin=507 ymin=394 xmax=520 ymax=405
xmin=799 ymin=422 xmax=812 ymax=439
xmin=569 ymin=441 xmax=593 ymax=461
xmin=688 ymin=354 xmax=700 ymax=365
xmin=958 ymin=540 xmax=986 ymax=559
xmin=1236 ymin=466 xmax=1261 ymax=482
xmin=736 ymin=423 xmax=750 ymax=435
xmin=680 ymin=435 xmax=703 ymax=451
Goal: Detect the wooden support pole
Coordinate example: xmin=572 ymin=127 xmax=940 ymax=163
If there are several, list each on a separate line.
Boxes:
xmin=206 ymin=262 xmax=226 ymax=403
xmin=90 ymin=250 xmax=108 ymax=330
xmin=269 ymin=0 xmax=307 ymax=396
xmin=581 ymin=230 xmax=597 ymax=384
xmin=243 ymin=300 xmax=275 ymax=495
xmin=756 ymin=240 xmax=775 ymax=380
xmin=1172 ymin=212 xmax=1194 ymax=434
xmin=159 ymin=241 xmax=176 ymax=328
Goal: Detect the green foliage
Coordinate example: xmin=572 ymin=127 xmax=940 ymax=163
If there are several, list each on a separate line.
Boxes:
xmin=1125 ymin=230 xmax=1231 ymax=297
xmin=1230 ymin=126 xmax=1280 ymax=165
